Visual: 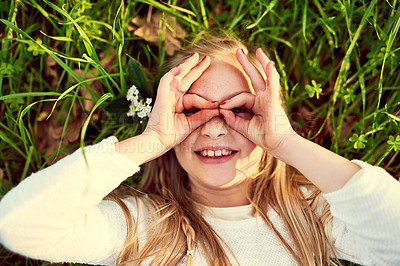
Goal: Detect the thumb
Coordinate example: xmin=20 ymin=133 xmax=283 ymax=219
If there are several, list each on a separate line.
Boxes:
xmin=219 ymin=109 xmax=250 ymax=137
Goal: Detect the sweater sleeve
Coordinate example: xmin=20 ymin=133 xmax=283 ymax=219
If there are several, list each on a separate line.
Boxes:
xmin=323 ymin=160 xmax=400 ymax=265
xmin=0 ymin=137 xmax=140 ymax=265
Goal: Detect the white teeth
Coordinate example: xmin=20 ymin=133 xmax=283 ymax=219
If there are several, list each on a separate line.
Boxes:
xmin=199 ymin=149 xmax=233 ymax=157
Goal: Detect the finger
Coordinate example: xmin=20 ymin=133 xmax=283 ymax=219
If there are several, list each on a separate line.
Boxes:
xmin=182 ymin=93 xmax=219 ymax=112
xmin=265 ymin=61 xmax=281 ymax=103
xmin=255 ymin=48 xmax=271 ymax=73
xmin=218 ymin=92 xmax=255 ymax=110
xmin=158 ymin=65 xmax=182 ymax=96
xmin=176 ymin=52 xmax=200 ymax=81
xmin=219 ymin=109 xmax=250 ymax=137
xmin=180 ymin=56 xmax=210 ymax=92
xmin=255 ymin=49 xmax=280 ymax=103
xmin=186 ymin=109 xmax=220 ymax=132
xmin=236 ymin=48 xmax=265 ymax=93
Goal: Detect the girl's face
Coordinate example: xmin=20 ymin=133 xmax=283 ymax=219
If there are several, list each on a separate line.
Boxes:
xmin=174 ymin=58 xmax=264 ymax=206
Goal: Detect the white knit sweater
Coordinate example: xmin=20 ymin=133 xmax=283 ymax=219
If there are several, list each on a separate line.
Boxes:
xmin=0 ymin=137 xmax=399 ymax=265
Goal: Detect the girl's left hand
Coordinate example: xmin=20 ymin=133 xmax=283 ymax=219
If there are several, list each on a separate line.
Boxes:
xmin=219 ymin=48 xmax=297 ymax=157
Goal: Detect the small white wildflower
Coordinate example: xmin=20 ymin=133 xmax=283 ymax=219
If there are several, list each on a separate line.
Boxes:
xmin=132 ymin=95 xmax=139 ymax=106
xmin=126 ymin=85 xmax=138 ymax=101
xmin=127 ymin=109 xmax=135 ymax=117
xmin=126 ymin=105 xmax=136 ymax=117
xmin=126 ymin=85 xmax=152 ymax=119
xmin=136 ymin=99 xmax=152 ymax=118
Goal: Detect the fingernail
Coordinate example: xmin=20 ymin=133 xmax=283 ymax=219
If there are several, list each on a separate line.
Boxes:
xmin=176 ymin=64 xmax=181 ymax=68
xmin=191 ymin=52 xmax=196 ymax=57
xmin=200 ymin=56 xmax=208 ymax=62
xmin=260 ymin=48 xmax=265 ymax=54
xmin=240 ymin=48 xmax=245 ymax=54
xmin=272 ymin=62 xmax=275 ymax=68
xmin=220 ymin=101 xmax=226 ymax=105
xmin=211 ymin=101 xmax=218 ymax=104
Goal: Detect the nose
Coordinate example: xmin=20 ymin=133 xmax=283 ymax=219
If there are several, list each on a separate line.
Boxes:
xmin=200 ymin=115 xmax=228 ymax=139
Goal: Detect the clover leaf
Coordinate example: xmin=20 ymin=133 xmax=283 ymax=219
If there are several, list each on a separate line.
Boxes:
xmin=349 ymin=133 xmax=368 ymax=149
xmin=387 ymin=135 xmax=400 ymax=151
xmin=305 ymin=80 xmax=323 ymax=99
xmin=27 ymin=38 xmax=46 ymax=56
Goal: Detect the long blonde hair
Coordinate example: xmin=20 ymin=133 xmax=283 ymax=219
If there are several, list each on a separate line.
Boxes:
xmin=109 ymin=34 xmax=340 ymax=265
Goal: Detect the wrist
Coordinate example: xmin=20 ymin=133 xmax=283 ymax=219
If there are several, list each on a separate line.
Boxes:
xmin=270 ymin=132 xmax=361 ymax=193
xmin=268 ymin=133 xmax=303 ymax=165
xmin=114 ymin=133 xmax=168 ymax=166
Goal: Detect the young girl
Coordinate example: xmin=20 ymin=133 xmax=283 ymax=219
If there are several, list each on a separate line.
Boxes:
xmin=0 ymin=36 xmax=399 ymax=266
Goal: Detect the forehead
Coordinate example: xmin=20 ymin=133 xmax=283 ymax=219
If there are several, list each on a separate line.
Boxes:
xmin=187 ymin=60 xmax=251 ymax=101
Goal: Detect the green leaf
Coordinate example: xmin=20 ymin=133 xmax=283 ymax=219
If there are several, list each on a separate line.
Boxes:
xmin=80 ymin=93 xmax=113 ymax=152
xmin=305 ymin=80 xmax=323 ymax=99
xmin=105 ymin=96 xmax=130 ymax=115
xmin=152 ymin=69 xmax=170 ymax=100
xmin=40 ymin=30 xmax=74 ymax=42
xmin=246 ymin=0 xmax=277 ymax=29
xmin=0 ymin=92 xmax=61 ymax=101
xmin=42 ymin=0 xmax=99 ymax=62
xmin=388 ymin=135 xmax=400 ymax=152
xmin=127 ymin=58 xmax=149 ymax=98
xmin=0 ymin=18 xmax=98 ymax=99
xmin=349 ymin=133 xmax=368 ymax=149
xmin=385 ymin=112 xmax=400 ymax=123
xmin=27 ymin=38 xmax=46 ymax=56
xmin=0 ymin=131 xmax=26 ymax=159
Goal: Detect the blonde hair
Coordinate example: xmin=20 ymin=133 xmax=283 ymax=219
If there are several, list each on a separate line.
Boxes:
xmin=108 ymin=34 xmax=341 ymax=265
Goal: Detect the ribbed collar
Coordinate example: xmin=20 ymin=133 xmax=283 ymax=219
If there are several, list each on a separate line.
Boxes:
xmin=199 ymin=204 xmax=255 ymax=221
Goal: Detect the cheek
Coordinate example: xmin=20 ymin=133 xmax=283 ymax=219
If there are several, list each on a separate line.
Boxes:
xmin=237 ymin=136 xmax=264 ymax=165
xmin=173 ymin=134 xmax=196 ymax=163
xmin=235 ymin=133 xmax=259 ymax=157
xmin=242 ymin=145 xmax=263 ymax=162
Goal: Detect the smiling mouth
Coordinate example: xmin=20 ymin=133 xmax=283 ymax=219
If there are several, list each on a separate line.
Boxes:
xmin=195 ymin=149 xmax=238 ymax=158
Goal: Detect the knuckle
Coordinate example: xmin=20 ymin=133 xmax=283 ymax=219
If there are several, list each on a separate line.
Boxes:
xmin=160 ymin=72 xmax=173 ymax=82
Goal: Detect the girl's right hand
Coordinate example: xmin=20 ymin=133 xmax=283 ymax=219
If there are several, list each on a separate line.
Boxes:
xmin=116 ymin=53 xmax=219 ymax=165
xmin=143 ymin=53 xmax=219 ymax=152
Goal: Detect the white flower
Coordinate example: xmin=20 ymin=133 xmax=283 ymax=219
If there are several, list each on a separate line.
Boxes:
xmin=135 ymin=98 xmax=152 ymax=118
xmin=126 ymin=85 xmax=152 ymax=119
xmin=126 ymin=85 xmax=138 ymax=101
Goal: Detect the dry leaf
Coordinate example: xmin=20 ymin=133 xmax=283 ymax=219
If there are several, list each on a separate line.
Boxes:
xmin=36 ymin=102 xmax=86 ymax=163
xmin=214 ymin=4 xmax=222 ymax=16
xmin=339 ymin=114 xmax=359 ymax=146
xmin=73 ymin=71 xmax=99 ymax=114
xmin=0 ymin=167 xmax=4 ymax=184
xmin=50 ymin=116 xmax=85 ymax=143
xmin=45 ymin=55 xmax=59 ymax=86
xmin=73 ymin=52 xmax=115 ymax=117
xmin=129 ymin=9 xmax=186 ymax=56
xmin=165 ymin=36 xmax=182 ymax=57
xmin=292 ymin=107 xmax=316 ymax=135
xmin=35 ymin=53 xmax=116 ymax=163
xmin=0 ymin=167 xmax=10 ymax=187
xmin=291 ymin=106 xmax=332 ymax=145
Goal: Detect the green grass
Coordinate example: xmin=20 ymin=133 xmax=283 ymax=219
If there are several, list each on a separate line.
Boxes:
xmin=0 ymin=0 xmax=399 ymax=265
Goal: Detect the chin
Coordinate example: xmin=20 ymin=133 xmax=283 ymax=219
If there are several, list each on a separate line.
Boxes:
xmin=195 ymin=170 xmax=246 ymax=189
